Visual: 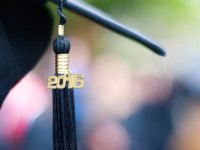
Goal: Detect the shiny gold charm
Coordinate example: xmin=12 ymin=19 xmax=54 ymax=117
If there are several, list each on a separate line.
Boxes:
xmin=47 ymin=74 xmax=84 ymax=89
xmin=47 ymin=25 xmax=84 ymax=89
xmin=47 ymin=53 xmax=84 ymax=89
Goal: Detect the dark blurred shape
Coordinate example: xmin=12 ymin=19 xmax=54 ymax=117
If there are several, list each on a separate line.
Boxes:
xmin=124 ymin=80 xmax=200 ymax=150
xmin=125 ymin=103 xmax=172 ymax=150
xmin=22 ymin=112 xmax=53 ymax=150
xmin=0 ymin=1 xmax=53 ymax=107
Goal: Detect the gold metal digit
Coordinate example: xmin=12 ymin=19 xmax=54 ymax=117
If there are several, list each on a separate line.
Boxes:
xmin=74 ymin=74 xmax=84 ymax=88
xmin=57 ymin=75 xmax=67 ymax=89
xmin=47 ymin=76 xmax=58 ymax=89
xmin=67 ymin=75 xmax=75 ymax=89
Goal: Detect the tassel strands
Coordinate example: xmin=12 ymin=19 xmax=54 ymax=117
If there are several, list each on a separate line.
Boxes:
xmin=52 ymin=24 xmax=78 ymax=150
xmin=48 ymin=1 xmax=84 ymax=149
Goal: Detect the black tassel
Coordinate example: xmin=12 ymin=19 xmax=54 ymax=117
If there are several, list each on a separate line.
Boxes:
xmin=52 ymin=30 xmax=78 ymax=149
xmin=53 ymin=86 xmax=77 ymax=150
xmin=48 ymin=1 xmax=82 ymax=149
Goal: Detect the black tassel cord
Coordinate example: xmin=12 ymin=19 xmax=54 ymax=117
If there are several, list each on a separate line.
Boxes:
xmin=52 ymin=0 xmax=78 ymax=149
xmin=53 ymin=88 xmax=77 ymax=150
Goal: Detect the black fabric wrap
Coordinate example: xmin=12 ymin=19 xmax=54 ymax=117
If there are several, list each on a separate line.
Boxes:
xmin=53 ymin=36 xmax=71 ymax=54
xmin=0 ymin=1 xmax=53 ymax=108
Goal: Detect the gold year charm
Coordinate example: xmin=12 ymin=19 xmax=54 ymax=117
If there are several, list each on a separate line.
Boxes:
xmin=47 ymin=74 xmax=84 ymax=89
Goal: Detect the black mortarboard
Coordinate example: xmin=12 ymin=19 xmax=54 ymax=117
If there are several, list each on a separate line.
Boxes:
xmin=0 ymin=1 xmax=53 ymax=107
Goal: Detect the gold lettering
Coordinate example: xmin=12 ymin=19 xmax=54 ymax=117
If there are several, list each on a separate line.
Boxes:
xmin=67 ymin=75 xmax=75 ymax=89
xmin=57 ymin=76 xmax=67 ymax=89
xmin=47 ymin=76 xmax=58 ymax=89
xmin=47 ymin=74 xmax=84 ymax=89
xmin=74 ymin=74 xmax=84 ymax=88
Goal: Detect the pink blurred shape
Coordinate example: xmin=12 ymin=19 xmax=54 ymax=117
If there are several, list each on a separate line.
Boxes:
xmin=0 ymin=72 xmax=50 ymax=144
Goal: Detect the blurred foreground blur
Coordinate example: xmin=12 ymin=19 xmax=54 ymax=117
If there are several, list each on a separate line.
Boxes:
xmin=1 ymin=0 xmax=200 ymax=150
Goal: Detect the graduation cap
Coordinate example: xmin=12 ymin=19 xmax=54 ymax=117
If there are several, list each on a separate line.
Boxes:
xmin=0 ymin=0 xmax=166 ymax=107
xmin=0 ymin=1 xmax=167 ymax=150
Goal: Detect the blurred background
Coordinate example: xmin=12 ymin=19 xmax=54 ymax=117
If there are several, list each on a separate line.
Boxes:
xmin=1 ymin=0 xmax=200 ymax=149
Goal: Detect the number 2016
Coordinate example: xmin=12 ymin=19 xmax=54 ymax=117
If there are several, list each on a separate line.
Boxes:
xmin=47 ymin=74 xmax=84 ymax=89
